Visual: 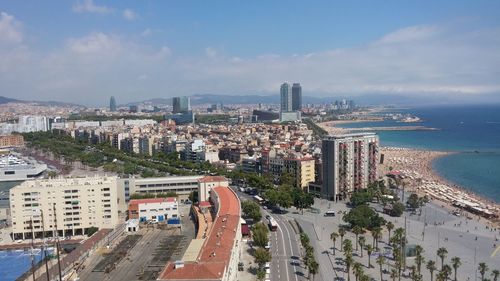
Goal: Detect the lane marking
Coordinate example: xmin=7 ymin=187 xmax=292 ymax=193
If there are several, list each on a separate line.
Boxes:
xmin=276 ymin=220 xmax=290 ymax=281
xmin=492 ymin=245 xmax=500 ymax=258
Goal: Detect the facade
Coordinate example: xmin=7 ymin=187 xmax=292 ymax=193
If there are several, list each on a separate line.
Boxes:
xmin=280 ymin=82 xmax=292 ymax=112
xmin=109 ymin=96 xmax=117 ymax=112
xmin=321 ymin=133 xmax=379 ymax=201
xmin=0 ymin=134 xmax=24 ymax=148
xmin=279 ymin=111 xmax=301 ymax=122
xmin=116 ymin=176 xmax=203 ymax=212
xmin=291 ymin=83 xmax=302 ymax=111
xmin=158 ymin=186 xmax=241 ymax=281
xmin=128 ymin=197 xmax=178 ymax=222
xmin=172 ymin=96 xmax=191 ymax=114
xmin=198 ymin=176 xmax=229 ymax=202
xmin=10 ymin=176 xmax=119 ymax=240
xmin=284 ymin=157 xmax=315 ymax=189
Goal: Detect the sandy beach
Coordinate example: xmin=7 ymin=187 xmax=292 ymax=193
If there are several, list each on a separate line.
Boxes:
xmin=379 ymin=147 xmax=500 ymax=226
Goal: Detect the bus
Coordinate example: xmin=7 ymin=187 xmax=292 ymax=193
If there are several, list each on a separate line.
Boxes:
xmin=253 ymin=195 xmax=264 ymax=205
xmin=324 ymin=210 xmax=336 ymax=217
xmin=268 ymin=217 xmax=278 ymax=231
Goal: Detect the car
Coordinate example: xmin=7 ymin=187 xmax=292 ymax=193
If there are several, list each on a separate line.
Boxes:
xmin=265 ymin=241 xmax=271 ymax=250
xmin=265 ymin=262 xmax=271 ymax=269
xmin=265 ymin=215 xmax=270 ymax=220
xmin=238 ymin=262 xmax=244 ymax=271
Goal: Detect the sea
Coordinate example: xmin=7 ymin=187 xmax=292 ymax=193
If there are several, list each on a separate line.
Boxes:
xmin=337 ymin=104 xmax=500 ymax=203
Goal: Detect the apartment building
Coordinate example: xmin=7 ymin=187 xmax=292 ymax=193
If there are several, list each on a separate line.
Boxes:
xmin=0 ymin=134 xmax=24 ymax=148
xmin=283 ymin=157 xmax=315 ymax=189
xmin=322 ymin=133 xmax=379 ymax=201
xmin=10 ymin=176 xmax=119 ymax=240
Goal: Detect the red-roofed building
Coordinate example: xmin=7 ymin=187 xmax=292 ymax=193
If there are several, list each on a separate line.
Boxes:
xmin=128 ymin=197 xmax=178 ymax=223
xmin=158 ymin=186 xmax=241 ymax=281
xmin=198 ymin=176 xmax=229 ymax=202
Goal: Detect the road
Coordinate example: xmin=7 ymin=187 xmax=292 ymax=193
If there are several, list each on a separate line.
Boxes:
xmin=237 ymin=189 xmax=307 ymax=281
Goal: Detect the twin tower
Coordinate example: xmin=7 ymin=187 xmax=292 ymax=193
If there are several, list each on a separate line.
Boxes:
xmin=280 ymin=82 xmax=302 ymax=122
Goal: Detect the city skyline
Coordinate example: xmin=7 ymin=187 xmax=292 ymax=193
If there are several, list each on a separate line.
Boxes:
xmin=0 ymin=1 xmax=499 ymax=105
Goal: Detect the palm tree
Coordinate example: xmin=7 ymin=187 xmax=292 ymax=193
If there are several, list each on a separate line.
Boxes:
xmin=331 ymin=232 xmax=339 ymax=255
xmin=386 ymin=221 xmax=394 ymax=242
xmin=437 ymin=247 xmax=448 ymax=270
xmin=353 ymin=226 xmax=364 ymax=251
xmin=358 ymin=236 xmax=366 ymax=258
xmin=343 ymin=239 xmax=353 ymax=257
xmin=345 ymin=254 xmax=354 ymax=281
xmin=366 ymin=244 xmax=374 ymax=268
xmin=451 ymin=257 xmax=461 ymax=281
xmin=441 ymin=264 xmax=452 ymax=280
xmin=390 ymin=268 xmax=398 ymax=281
xmin=479 ymin=262 xmax=489 ymax=281
xmin=371 ymin=227 xmax=382 ymax=249
xmin=353 ymin=262 xmax=364 ymax=281
xmin=414 ymin=245 xmax=424 ymax=274
xmin=427 ymin=260 xmax=437 ymax=281
xmin=492 ymin=269 xmax=500 ymax=281
xmin=376 ymin=255 xmax=385 ymax=281
xmin=339 ymin=228 xmax=346 ymax=251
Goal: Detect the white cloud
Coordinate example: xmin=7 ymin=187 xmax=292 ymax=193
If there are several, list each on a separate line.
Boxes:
xmin=73 ymin=0 xmax=113 ymax=14
xmin=205 ymin=47 xmax=217 ymax=58
xmin=1 ymin=23 xmax=500 ymax=105
xmin=66 ymin=32 xmax=121 ymax=54
xmin=0 ymin=12 xmax=23 ymax=44
xmin=123 ymin=9 xmax=138 ymax=21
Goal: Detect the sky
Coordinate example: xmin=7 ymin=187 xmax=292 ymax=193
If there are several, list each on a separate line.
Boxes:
xmin=1 ymin=0 xmax=500 ymax=106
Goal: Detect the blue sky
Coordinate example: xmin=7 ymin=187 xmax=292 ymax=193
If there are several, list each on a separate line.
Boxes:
xmin=1 ymin=0 xmax=500 ymax=105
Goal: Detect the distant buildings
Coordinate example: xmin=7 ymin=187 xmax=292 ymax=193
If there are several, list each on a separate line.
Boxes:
xmin=10 ymin=176 xmax=119 ymax=240
xmin=109 ymin=96 xmax=117 ymax=112
xmin=280 ymin=82 xmax=302 ymax=122
xmin=0 ymin=116 xmax=50 ymax=135
xmin=172 ymin=96 xmax=191 ymax=114
xmin=321 ymin=133 xmax=379 ymax=201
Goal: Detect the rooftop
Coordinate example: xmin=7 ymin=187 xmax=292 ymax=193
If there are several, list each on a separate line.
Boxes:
xmin=128 ymin=197 xmax=177 ymax=205
xmin=198 ymin=176 xmax=227 ymax=183
xmin=158 ymin=186 xmax=240 ymax=281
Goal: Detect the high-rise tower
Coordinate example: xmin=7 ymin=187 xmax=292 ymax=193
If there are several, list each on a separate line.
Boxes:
xmin=172 ymin=96 xmax=191 ymax=113
xmin=109 ymin=96 xmax=117 ymax=112
xmin=322 ymin=133 xmax=379 ymax=201
xmin=292 ymin=83 xmax=302 ymax=111
xmin=280 ymin=82 xmax=292 ymax=112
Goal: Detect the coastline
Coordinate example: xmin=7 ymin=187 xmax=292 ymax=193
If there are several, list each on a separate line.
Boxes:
xmin=379 ymin=147 xmax=500 ymax=225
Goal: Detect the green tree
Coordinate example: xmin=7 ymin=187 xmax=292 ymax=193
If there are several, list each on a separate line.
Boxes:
xmin=307 ymin=259 xmax=319 ymax=281
xmin=345 ymin=255 xmax=354 ymax=281
xmin=358 ymin=236 xmax=366 ymax=258
xmin=390 ymin=268 xmax=398 ymax=281
xmin=451 ymin=257 xmax=461 ymax=281
xmin=390 ymin=201 xmax=405 ymax=217
xmin=427 ymin=260 xmax=437 ymax=281
xmin=241 ymin=200 xmax=262 ymax=222
xmin=330 ymin=232 xmax=339 ymax=255
xmin=339 ymin=228 xmax=346 ymax=251
xmin=366 ymin=244 xmax=374 ymax=268
xmin=353 ymin=262 xmax=364 ymax=281
xmin=491 ymin=269 xmax=499 ymax=281
xmin=87 ymin=226 xmax=99 ymax=237
xmin=352 ymin=225 xmax=364 ymax=251
xmin=343 ymin=205 xmax=386 ymax=230
xmin=343 ymin=239 xmax=353 ymax=256
xmin=415 ymin=245 xmax=424 ymax=274
xmin=376 ymin=255 xmax=385 ymax=281
xmin=252 ymin=223 xmax=269 ymax=248
xmin=437 ymin=247 xmax=448 ymax=270
xmin=254 ymin=247 xmax=271 ymax=267
xmin=256 ymin=268 xmax=266 ymax=281
xmin=386 ymin=221 xmax=394 ymax=242
xmin=479 ymin=262 xmax=489 ymax=281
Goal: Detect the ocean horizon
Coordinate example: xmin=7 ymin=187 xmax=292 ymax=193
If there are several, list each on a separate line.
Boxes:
xmin=337 ymin=104 xmax=500 ymax=203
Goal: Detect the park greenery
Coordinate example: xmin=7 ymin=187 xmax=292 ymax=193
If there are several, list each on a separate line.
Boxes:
xmin=343 ymin=205 xmax=386 ymax=230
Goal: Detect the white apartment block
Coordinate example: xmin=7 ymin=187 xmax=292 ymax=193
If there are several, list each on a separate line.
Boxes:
xmin=10 ymin=176 xmax=119 ymax=240
xmin=128 ymin=198 xmax=179 ymax=222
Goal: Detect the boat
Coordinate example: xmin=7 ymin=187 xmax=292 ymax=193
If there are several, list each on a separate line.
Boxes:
xmin=0 ymin=154 xmax=47 ymax=182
